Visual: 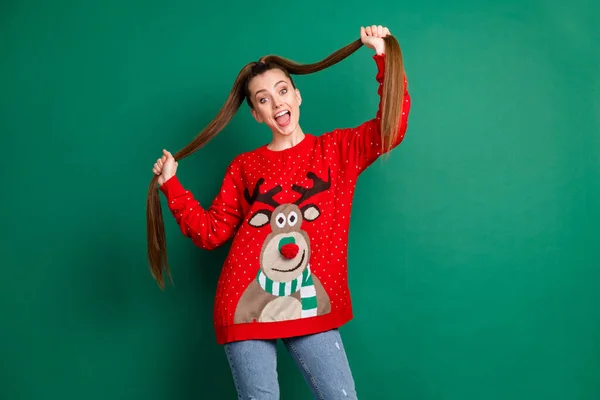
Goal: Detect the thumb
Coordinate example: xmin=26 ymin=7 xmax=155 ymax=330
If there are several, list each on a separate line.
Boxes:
xmin=163 ymin=149 xmax=174 ymax=159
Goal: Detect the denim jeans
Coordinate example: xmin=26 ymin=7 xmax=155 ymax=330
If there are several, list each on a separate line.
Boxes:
xmin=224 ymin=328 xmax=358 ymax=399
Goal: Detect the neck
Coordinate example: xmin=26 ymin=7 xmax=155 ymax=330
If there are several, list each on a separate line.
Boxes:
xmin=267 ymin=125 xmax=305 ymax=151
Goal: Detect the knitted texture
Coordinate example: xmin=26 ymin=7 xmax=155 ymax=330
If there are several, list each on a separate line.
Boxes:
xmin=159 ymin=54 xmax=411 ymax=344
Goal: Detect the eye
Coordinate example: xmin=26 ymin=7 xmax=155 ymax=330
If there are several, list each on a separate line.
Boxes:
xmin=288 ymin=211 xmax=298 ymax=227
xmin=275 ymin=213 xmax=286 ymax=228
xmin=259 ymin=98 xmax=267 ymax=104
xmin=280 ymin=88 xmax=287 ymax=95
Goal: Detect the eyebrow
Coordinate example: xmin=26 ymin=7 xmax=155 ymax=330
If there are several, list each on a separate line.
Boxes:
xmin=254 ymin=80 xmax=288 ymax=98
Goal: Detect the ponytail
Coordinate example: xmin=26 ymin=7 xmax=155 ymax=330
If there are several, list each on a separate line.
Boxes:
xmin=380 ymin=36 xmax=405 ymax=152
xmin=146 ymin=35 xmax=405 ymax=289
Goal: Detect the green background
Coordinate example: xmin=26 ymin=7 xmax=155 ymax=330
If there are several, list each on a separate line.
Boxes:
xmin=1 ymin=0 xmax=598 ymax=399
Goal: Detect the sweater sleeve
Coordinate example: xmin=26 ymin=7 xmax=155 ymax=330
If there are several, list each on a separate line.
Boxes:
xmin=332 ymin=53 xmax=411 ymax=174
xmin=158 ymin=160 xmax=244 ymax=250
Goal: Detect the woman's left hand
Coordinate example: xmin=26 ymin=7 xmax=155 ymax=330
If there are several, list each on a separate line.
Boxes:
xmin=360 ymin=25 xmax=390 ymax=55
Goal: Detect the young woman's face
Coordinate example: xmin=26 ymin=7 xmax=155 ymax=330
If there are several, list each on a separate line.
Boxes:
xmin=248 ymin=69 xmax=302 ymax=136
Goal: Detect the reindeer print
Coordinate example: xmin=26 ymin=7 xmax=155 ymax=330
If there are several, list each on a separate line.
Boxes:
xmin=233 ymin=169 xmax=332 ymax=324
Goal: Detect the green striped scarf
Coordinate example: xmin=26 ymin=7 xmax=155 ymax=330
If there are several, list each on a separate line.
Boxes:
xmin=256 ymin=265 xmax=318 ymax=318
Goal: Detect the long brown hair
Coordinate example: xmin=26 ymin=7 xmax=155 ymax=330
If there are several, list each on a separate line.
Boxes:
xmin=147 ymin=35 xmax=405 ymax=289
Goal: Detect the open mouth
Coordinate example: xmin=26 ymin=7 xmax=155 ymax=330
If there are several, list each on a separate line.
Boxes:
xmin=272 ymin=249 xmax=305 ymax=273
xmin=274 ymin=110 xmax=291 ymax=127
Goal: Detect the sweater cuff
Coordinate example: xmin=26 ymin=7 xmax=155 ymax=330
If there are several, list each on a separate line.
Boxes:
xmin=373 ymin=53 xmax=385 ymax=65
xmin=158 ymin=175 xmax=186 ymax=200
xmin=373 ymin=53 xmax=385 ymax=82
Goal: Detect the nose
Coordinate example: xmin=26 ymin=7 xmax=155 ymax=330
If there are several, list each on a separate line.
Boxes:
xmin=279 ymin=237 xmax=299 ymax=259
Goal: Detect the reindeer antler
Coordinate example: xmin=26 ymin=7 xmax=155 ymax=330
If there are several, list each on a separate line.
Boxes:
xmin=244 ymin=178 xmax=282 ymax=208
xmin=292 ymin=168 xmax=331 ymax=205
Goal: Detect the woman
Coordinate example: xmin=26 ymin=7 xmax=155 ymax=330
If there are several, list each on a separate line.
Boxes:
xmin=148 ymin=25 xmax=411 ymax=399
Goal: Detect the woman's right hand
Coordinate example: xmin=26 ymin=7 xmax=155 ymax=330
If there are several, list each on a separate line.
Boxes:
xmin=153 ymin=149 xmax=178 ymax=186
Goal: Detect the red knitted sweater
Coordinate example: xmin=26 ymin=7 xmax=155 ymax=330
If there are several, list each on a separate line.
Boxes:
xmin=159 ymin=54 xmax=411 ymax=344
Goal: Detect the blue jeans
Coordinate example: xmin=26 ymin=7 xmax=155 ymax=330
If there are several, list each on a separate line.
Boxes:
xmin=224 ymin=329 xmax=358 ymax=399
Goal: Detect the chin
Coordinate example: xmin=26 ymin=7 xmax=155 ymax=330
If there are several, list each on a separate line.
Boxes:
xmin=273 ymin=122 xmax=298 ymax=136
xmin=278 ymin=128 xmax=296 ymax=136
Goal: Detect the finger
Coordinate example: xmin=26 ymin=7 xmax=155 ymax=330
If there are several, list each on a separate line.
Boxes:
xmin=384 ymin=27 xmax=390 ymax=36
xmin=377 ymin=25 xmax=383 ymax=36
xmin=360 ymin=26 xmax=366 ymax=37
xmin=371 ymin=25 xmax=377 ymax=36
xmin=365 ymin=26 xmax=372 ymax=36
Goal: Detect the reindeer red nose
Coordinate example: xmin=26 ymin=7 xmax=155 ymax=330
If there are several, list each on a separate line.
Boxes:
xmin=279 ymin=237 xmax=299 ymax=259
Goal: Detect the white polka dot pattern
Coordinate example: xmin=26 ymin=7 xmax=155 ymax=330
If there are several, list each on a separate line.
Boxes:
xmin=158 ymin=53 xmax=411 ymax=344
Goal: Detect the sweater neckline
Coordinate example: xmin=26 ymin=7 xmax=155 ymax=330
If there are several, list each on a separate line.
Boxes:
xmin=256 ymin=134 xmax=315 ymax=159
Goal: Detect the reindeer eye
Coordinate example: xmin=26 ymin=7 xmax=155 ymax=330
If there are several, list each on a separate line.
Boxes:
xmin=276 ymin=213 xmax=286 ymax=228
xmin=288 ymin=211 xmax=298 ymax=227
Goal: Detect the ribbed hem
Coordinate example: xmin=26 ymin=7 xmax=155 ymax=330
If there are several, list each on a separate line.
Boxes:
xmin=214 ymin=306 xmax=354 ymax=344
xmin=254 ymin=133 xmax=316 ymax=160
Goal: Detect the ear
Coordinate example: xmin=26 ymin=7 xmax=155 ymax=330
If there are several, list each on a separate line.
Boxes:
xmin=295 ymin=88 xmax=302 ymax=106
xmin=249 ymin=210 xmax=271 ymax=228
xmin=251 ymin=108 xmax=263 ymax=123
xmin=301 ymin=204 xmax=320 ymax=221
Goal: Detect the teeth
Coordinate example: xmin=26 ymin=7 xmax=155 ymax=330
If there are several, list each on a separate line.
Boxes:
xmin=275 ymin=110 xmax=289 ymax=118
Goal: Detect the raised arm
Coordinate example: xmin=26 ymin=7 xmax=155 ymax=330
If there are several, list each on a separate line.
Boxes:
xmin=332 ymin=25 xmax=411 ymax=174
xmin=156 ymin=152 xmax=244 ymax=251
